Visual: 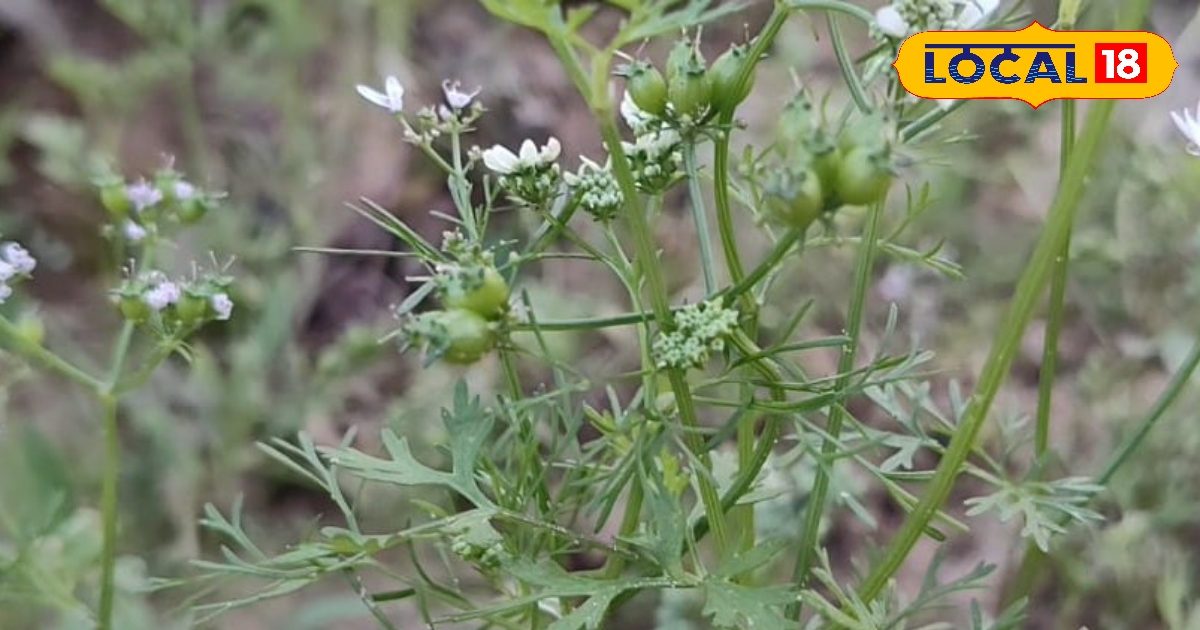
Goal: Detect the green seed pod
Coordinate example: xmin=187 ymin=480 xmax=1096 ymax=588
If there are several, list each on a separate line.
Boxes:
xmin=626 ymin=61 xmax=668 ymax=116
xmin=440 ymin=265 xmax=510 ymax=320
xmin=177 ymin=198 xmax=208 ymax=224
xmin=665 ymin=38 xmax=711 ymax=118
xmin=835 ymin=147 xmax=893 ymax=206
xmin=708 ymin=44 xmax=753 ymax=113
xmin=438 ymin=308 xmax=497 ymax=364
xmin=766 ymin=169 xmax=823 ymax=230
xmin=100 ymin=183 xmax=132 ymax=219
xmin=668 ymin=67 xmax=711 ymax=119
xmin=176 ymin=293 xmax=211 ymax=326
xmin=118 ymin=295 xmax=151 ymax=324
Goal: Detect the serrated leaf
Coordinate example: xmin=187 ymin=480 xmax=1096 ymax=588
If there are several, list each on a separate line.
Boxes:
xmin=702 ymin=581 xmax=795 ymax=630
xmin=323 ymin=381 xmax=495 ymax=507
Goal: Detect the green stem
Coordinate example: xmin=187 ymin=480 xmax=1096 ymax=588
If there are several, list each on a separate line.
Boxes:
xmin=684 ymin=141 xmax=719 ymax=295
xmin=668 ymin=368 xmax=730 ymax=556
xmin=713 ymin=3 xmax=790 ymax=315
xmin=1005 ymin=337 xmax=1200 ymax=607
xmin=0 ymin=316 xmax=104 ymax=391
xmin=855 ymin=85 xmax=1122 ymax=609
xmin=1034 ymin=44 xmax=1078 ymax=463
xmin=828 ymin=15 xmax=871 ymax=113
xmin=721 ymin=227 xmax=805 ymax=304
xmin=788 ymin=198 xmax=884 ymax=618
xmin=97 ymin=394 xmax=119 ymax=630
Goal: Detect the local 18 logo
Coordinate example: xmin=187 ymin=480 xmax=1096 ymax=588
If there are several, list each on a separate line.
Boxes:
xmin=892 ymin=22 xmax=1177 ymax=108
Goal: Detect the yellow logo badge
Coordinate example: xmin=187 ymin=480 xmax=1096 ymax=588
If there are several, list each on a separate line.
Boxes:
xmin=892 ymin=22 xmax=1177 ymax=108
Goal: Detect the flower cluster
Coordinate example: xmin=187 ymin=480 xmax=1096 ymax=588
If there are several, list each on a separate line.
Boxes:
xmin=113 ymin=269 xmax=234 ymax=329
xmin=874 ymin=0 xmax=998 ymax=39
xmin=449 ymin=537 xmax=507 ymax=570
xmin=564 ymin=157 xmax=623 ymax=221
xmin=481 ymin=138 xmax=563 ymax=207
xmin=652 ymin=300 xmax=739 ymax=370
xmin=95 ymin=163 xmax=220 ymax=243
xmin=621 ymin=128 xmax=684 ymax=194
xmin=0 ymin=241 xmax=37 ymax=305
xmin=358 ymin=75 xmax=485 ymax=145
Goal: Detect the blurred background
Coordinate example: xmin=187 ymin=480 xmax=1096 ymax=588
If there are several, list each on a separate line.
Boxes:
xmin=1 ymin=0 xmax=1200 ymax=628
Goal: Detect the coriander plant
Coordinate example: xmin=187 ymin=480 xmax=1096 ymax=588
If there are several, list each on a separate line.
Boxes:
xmin=0 ymin=163 xmax=234 ymax=629
xmin=4 ymin=0 xmax=1197 ymax=628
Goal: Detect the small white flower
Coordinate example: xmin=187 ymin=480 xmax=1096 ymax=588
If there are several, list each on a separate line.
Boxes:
xmin=482 ymin=145 xmax=521 ymax=174
xmin=123 ymin=221 xmax=148 ymax=243
xmin=173 ymin=180 xmax=196 ymax=201
xmin=0 ymin=260 xmax=14 ymax=283
xmin=874 ymin=0 xmax=997 ymax=39
xmin=1171 ymin=100 xmax=1200 ymax=156
xmin=621 ymin=91 xmax=654 ymax=132
xmin=874 ymin=5 xmax=910 ymax=38
xmin=356 ymin=76 xmax=405 ymax=113
xmin=0 ymin=283 xmax=10 ymax=304
xmin=144 ymin=281 xmax=181 ymax=311
xmin=442 ymin=79 xmax=481 ymax=110
xmin=211 ymin=293 xmax=234 ymax=321
xmin=481 ymin=137 xmax=561 ymax=174
xmin=126 ymin=180 xmax=163 ymax=212
xmin=1 ymin=242 xmax=36 ymax=275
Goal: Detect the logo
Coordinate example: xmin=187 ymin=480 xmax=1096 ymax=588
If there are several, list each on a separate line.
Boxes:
xmin=892 ymin=22 xmax=1177 ymax=108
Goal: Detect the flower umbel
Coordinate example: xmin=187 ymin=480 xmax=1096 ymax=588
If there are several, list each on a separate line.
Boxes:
xmin=622 ymin=129 xmax=683 ymax=194
xmin=1171 ymin=100 xmax=1200 ymax=156
xmin=653 ymin=300 xmax=739 ymax=370
xmin=564 ymin=157 xmax=624 ymax=221
xmin=357 ymin=75 xmax=406 ymax=113
xmin=874 ymin=0 xmax=999 ymax=39
xmin=482 ymin=138 xmax=563 ymax=207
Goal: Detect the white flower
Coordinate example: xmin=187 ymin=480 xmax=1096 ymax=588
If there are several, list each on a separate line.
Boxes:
xmin=0 ymin=283 xmax=10 ymax=304
xmin=123 ymin=221 xmax=148 ymax=243
xmin=874 ymin=5 xmax=911 ymax=38
xmin=173 ymin=180 xmax=196 ymax=201
xmin=0 ymin=260 xmax=14 ymax=283
xmin=1 ymin=242 xmax=36 ymax=275
xmin=144 ymin=281 xmax=181 ymax=311
xmin=621 ymin=91 xmax=654 ymax=132
xmin=126 ymin=180 xmax=163 ymax=212
xmin=211 ymin=293 xmax=234 ymax=321
xmin=622 ymin=129 xmax=681 ymax=159
xmin=875 ymin=0 xmax=998 ymax=39
xmin=357 ymin=76 xmax=405 ymax=113
xmin=481 ymin=138 xmax=561 ymax=175
xmin=442 ymin=79 xmax=481 ymax=110
xmin=1171 ymin=100 xmax=1200 ymax=156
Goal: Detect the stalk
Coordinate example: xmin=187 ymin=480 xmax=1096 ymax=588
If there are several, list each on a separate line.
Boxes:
xmin=787 ymin=197 xmax=885 ymax=619
xmin=684 ymin=142 xmax=719 ymax=294
xmin=855 ymin=88 xmax=1122 ymax=608
xmin=97 ymin=395 xmax=120 ymax=630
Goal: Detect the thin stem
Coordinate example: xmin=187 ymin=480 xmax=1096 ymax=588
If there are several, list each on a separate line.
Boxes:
xmin=788 ymin=197 xmax=884 ymax=618
xmin=1005 ymin=338 xmax=1200 ymax=607
xmin=855 ymin=83 xmax=1123 ymax=608
xmin=97 ymin=394 xmax=119 ymax=630
xmin=105 ymin=322 xmax=136 ymax=391
xmin=0 ymin=316 xmax=104 ymax=391
xmin=684 ymin=141 xmax=718 ymax=295
xmin=828 ymin=14 xmax=871 ymax=113
xmin=668 ymin=369 xmax=730 ymax=555
xmin=713 ymin=3 xmax=790 ymax=315
xmin=721 ymin=227 xmax=805 ymax=303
